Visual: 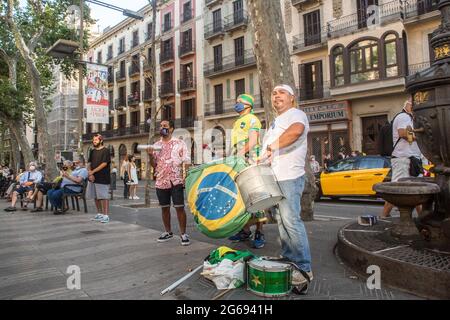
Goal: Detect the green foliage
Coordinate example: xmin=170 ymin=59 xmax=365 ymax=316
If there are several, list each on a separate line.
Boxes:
xmin=0 ymin=0 xmax=93 ymax=117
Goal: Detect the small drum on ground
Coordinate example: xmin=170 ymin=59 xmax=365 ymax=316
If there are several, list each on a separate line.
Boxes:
xmin=246 ymin=259 xmax=292 ymax=297
xmin=235 ymin=164 xmax=284 ymax=213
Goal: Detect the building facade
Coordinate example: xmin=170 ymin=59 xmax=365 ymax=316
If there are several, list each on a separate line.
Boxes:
xmin=83 ymin=0 xmax=440 ymax=170
xmin=83 ymin=0 xmax=204 ymax=177
xmin=285 ymin=0 xmax=440 ymax=166
xmin=202 ymin=0 xmax=264 ymax=158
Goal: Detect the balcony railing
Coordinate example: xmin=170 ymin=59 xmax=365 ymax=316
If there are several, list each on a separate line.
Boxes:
xmin=179 ymin=42 xmax=195 ymax=57
xmin=204 ymin=20 xmax=225 ymax=40
xmin=181 ymin=9 xmax=194 ymax=23
xmin=116 ymin=70 xmax=126 ymax=82
xmin=327 ymin=0 xmax=403 ymax=38
xmin=162 ymin=22 xmax=172 ymax=33
xmin=292 ymin=26 xmax=328 ymax=53
xmin=224 ymin=10 xmax=249 ymax=32
xmin=143 ymin=60 xmax=153 ymax=71
xmin=178 ymin=77 xmax=196 ymax=92
xmin=205 ymin=0 xmax=221 ymax=8
xmin=175 ymin=117 xmax=196 ymax=129
xmin=129 ymin=64 xmax=140 ymax=77
xmin=204 ymin=95 xmax=261 ymax=116
xmin=160 ymin=49 xmax=174 ymax=64
xmin=128 ymin=92 xmax=141 ymax=106
xmin=107 ymin=73 xmax=114 ymax=84
xmin=408 ymin=61 xmax=431 ymax=75
xmin=115 ymin=98 xmax=126 ymax=110
xmin=204 ymin=49 xmax=256 ymax=78
xmin=297 ymin=81 xmax=331 ymax=102
xmin=159 ymin=82 xmax=175 ymax=97
xmin=404 ymin=0 xmax=440 ymax=19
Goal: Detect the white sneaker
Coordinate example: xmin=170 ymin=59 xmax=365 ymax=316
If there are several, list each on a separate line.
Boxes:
xmin=129 ymin=196 xmax=133 ymax=200
xmin=91 ymin=214 xmax=104 ymax=221
xmin=181 ymin=234 xmax=190 ymax=246
xmin=133 ymin=196 xmax=140 ymax=200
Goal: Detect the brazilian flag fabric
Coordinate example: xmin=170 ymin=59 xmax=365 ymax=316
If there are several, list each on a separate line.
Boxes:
xmin=186 ymin=157 xmax=250 ymax=239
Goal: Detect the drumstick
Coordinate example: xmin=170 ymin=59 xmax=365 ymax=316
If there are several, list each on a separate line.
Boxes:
xmin=212 ymin=289 xmax=232 ymax=300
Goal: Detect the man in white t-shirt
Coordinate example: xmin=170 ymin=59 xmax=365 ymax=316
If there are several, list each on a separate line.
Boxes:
xmin=381 ymin=98 xmax=422 ymax=217
xmin=261 ymin=84 xmax=312 ymax=294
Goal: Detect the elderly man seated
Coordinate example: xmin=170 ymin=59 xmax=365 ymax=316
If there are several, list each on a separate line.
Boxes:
xmin=4 ymin=162 xmax=42 ymax=212
xmin=47 ymin=159 xmax=88 ymax=215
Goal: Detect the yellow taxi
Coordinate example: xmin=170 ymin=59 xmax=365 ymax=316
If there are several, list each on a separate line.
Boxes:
xmin=315 ymin=156 xmax=434 ymax=200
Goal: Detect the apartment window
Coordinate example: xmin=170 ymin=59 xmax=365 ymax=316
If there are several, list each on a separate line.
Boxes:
xmin=120 ymin=60 xmax=126 ymax=76
xmin=213 ymin=45 xmax=223 ymax=70
xmin=118 ymin=86 xmax=126 ymax=104
xmin=97 ymin=51 xmax=102 ymax=64
xmin=108 ymin=90 xmax=114 ymax=109
xmin=118 ymin=38 xmax=125 ymax=54
xmin=299 ymin=61 xmax=323 ymax=100
xmin=107 ymin=45 xmax=113 ymax=60
xmin=213 ymin=9 xmax=222 ymax=32
xmin=384 ymin=33 xmax=398 ymax=77
xmin=332 ymin=46 xmax=344 ymax=86
xmin=146 ymin=22 xmax=153 ymax=41
xmin=357 ymin=0 xmax=378 ymax=29
xmin=214 ymin=84 xmax=224 ymax=114
xmin=118 ymin=114 xmax=126 ymax=128
xmin=304 ymin=10 xmax=321 ymax=46
xmin=164 ymin=12 xmax=172 ymax=32
xmin=162 ymin=104 xmax=175 ymax=120
xmin=181 ymin=63 xmax=193 ymax=80
xmin=131 ymin=111 xmax=140 ymax=127
xmin=428 ymin=33 xmax=435 ymax=62
xmin=183 ymin=1 xmax=192 ymax=22
xmin=132 ymin=30 xmax=139 ymax=47
xmin=182 ymin=99 xmax=195 ymax=119
xmin=181 ymin=29 xmax=193 ymax=50
xmin=163 ymin=38 xmax=173 ymax=56
xmin=234 ymin=37 xmax=245 ymax=65
xmin=235 ymin=79 xmax=245 ymax=98
xmin=86 ymin=123 xmax=92 ymax=134
xmin=233 ymin=0 xmax=244 ymax=23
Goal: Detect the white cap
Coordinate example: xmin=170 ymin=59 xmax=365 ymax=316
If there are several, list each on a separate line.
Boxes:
xmin=273 ymin=84 xmax=295 ymax=96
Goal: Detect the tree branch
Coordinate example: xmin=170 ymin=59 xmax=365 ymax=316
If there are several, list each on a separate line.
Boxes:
xmin=28 ymin=26 xmax=44 ymax=52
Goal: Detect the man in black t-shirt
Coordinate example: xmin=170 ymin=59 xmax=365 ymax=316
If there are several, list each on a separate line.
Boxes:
xmin=87 ymin=134 xmax=111 ymax=223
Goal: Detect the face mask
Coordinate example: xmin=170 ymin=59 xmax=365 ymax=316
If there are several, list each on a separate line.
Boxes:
xmin=160 ymin=128 xmax=170 ymax=137
xmin=234 ymin=103 xmax=246 ymax=113
xmin=29 ymin=166 xmax=36 ymax=171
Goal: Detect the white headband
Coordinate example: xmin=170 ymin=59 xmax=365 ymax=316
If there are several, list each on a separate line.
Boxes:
xmin=273 ymin=84 xmax=295 ymax=96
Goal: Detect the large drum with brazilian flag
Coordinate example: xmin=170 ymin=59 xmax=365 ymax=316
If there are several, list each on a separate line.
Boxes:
xmin=186 ymin=157 xmax=250 ymax=239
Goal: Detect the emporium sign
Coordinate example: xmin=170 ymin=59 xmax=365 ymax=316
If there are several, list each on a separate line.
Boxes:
xmin=301 ymin=101 xmax=350 ymax=124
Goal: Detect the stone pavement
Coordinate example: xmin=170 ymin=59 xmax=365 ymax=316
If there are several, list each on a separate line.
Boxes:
xmin=0 ymin=190 xmax=422 ymax=300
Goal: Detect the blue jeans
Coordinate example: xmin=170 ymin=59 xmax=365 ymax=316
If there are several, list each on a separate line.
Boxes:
xmin=47 ymin=189 xmax=78 ymax=209
xmin=276 ymin=175 xmax=312 ymax=272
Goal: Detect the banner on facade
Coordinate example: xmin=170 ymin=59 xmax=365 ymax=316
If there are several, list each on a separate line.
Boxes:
xmin=85 ymin=63 xmax=109 ymax=124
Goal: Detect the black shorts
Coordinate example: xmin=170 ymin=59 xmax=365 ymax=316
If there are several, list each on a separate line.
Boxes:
xmin=16 ymin=186 xmax=33 ymax=195
xmin=156 ymin=184 xmax=185 ymax=208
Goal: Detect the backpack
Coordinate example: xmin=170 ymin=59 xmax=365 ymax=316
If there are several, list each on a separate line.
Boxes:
xmin=378 ymin=111 xmax=406 ymax=157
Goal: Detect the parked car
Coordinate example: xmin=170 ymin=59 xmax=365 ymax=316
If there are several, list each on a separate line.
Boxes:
xmin=315 ymin=156 xmax=433 ymax=201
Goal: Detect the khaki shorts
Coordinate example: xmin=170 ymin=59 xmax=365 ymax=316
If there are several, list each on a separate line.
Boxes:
xmin=86 ymin=182 xmax=110 ymax=200
xmin=391 ymin=157 xmax=411 ymax=182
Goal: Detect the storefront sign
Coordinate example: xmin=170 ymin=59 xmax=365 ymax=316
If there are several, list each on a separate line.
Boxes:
xmin=301 ymin=101 xmax=350 ymax=124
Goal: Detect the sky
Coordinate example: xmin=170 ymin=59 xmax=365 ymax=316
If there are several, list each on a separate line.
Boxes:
xmin=18 ymin=0 xmax=149 ymax=34
xmin=87 ymin=0 xmax=149 ymax=34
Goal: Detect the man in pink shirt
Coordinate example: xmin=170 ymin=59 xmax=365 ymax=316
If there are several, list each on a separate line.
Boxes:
xmin=148 ymin=120 xmax=192 ymax=246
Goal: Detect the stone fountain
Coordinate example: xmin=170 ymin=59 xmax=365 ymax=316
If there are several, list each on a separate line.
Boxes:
xmin=336 ymin=0 xmax=450 ymax=299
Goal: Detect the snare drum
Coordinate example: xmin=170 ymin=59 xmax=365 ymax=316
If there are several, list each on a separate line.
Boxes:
xmin=247 ymin=259 xmax=292 ymax=297
xmin=235 ymin=164 xmax=284 ymax=213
